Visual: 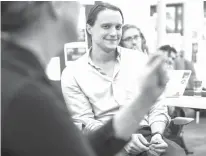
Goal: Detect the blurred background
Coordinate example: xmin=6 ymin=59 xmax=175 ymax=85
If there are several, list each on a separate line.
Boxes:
xmin=46 ymin=0 xmax=206 ymax=88
xmin=45 ymin=1 xmax=206 ymax=155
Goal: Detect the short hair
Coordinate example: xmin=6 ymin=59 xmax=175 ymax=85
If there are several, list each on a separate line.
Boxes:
xmin=87 ymin=2 xmax=124 ymax=27
xmin=158 ymin=45 xmax=171 ymax=52
xmin=170 ymin=47 xmax=177 ymax=54
xmin=1 ymin=1 xmax=46 ymax=32
xmin=158 ymin=45 xmax=177 ymax=56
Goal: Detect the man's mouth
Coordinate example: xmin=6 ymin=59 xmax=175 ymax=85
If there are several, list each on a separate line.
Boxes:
xmin=105 ymin=39 xmax=118 ymax=41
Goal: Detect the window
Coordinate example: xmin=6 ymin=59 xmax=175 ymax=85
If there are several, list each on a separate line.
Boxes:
xmin=150 ymin=3 xmax=183 ymax=35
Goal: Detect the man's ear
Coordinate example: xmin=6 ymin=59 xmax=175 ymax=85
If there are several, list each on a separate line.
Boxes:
xmin=86 ymin=24 xmax=92 ymax=35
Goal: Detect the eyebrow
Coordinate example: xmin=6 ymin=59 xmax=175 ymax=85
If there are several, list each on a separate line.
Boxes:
xmin=123 ymin=34 xmax=141 ymax=39
xmin=100 ymin=23 xmax=122 ymax=25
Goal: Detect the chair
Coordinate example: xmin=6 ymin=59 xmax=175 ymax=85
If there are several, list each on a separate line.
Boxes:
xmin=164 ymin=107 xmax=194 ymax=155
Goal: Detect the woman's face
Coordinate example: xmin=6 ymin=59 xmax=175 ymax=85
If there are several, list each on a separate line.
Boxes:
xmin=121 ymin=28 xmax=142 ymax=50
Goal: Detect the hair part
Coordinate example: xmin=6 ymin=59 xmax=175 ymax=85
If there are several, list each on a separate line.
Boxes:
xmin=87 ymin=2 xmax=124 ymax=27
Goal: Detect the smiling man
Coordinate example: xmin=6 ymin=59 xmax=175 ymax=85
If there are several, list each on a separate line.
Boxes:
xmin=1 ymin=2 xmax=167 ymax=156
xmin=61 ymin=3 xmax=185 ymax=156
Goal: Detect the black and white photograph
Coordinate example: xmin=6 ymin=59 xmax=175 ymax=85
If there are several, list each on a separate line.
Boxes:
xmin=1 ymin=1 xmax=206 ymax=156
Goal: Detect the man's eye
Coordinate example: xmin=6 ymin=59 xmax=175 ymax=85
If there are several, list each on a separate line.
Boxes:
xmin=134 ymin=35 xmax=140 ymax=40
xmin=102 ymin=25 xmax=110 ymax=29
xmin=116 ymin=25 xmax=122 ymax=30
xmin=124 ymin=37 xmax=132 ymax=41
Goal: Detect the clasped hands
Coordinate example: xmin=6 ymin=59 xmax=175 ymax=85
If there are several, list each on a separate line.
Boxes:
xmin=124 ymin=133 xmax=168 ymax=155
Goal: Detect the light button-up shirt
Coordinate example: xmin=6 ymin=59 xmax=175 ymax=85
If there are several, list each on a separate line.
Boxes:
xmin=61 ymin=46 xmax=170 ymax=133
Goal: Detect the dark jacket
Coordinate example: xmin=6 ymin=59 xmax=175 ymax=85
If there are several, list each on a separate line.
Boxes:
xmin=1 ymin=40 xmax=126 ymax=156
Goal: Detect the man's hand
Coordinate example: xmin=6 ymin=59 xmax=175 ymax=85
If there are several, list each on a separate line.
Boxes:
xmin=138 ymin=54 xmax=168 ymax=104
xmin=149 ymin=134 xmax=168 ymax=155
xmin=124 ymin=134 xmax=150 ymax=155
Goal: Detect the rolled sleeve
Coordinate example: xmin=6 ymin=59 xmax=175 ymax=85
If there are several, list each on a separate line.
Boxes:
xmin=147 ymin=99 xmax=171 ymax=127
xmin=61 ymin=65 xmax=103 ymax=133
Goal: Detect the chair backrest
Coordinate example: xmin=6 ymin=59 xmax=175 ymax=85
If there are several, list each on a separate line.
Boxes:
xmin=64 ymin=42 xmax=88 ymax=66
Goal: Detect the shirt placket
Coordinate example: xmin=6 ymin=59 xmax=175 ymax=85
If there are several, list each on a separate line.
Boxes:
xmin=112 ymin=59 xmax=125 ymax=107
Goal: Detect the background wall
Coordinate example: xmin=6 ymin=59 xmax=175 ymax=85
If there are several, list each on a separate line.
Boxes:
xmin=46 ymin=0 xmax=206 ymax=86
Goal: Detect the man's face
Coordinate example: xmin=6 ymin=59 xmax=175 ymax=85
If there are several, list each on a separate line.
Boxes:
xmin=121 ymin=28 xmax=142 ymax=50
xmin=159 ymin=50 xmax=177 ymax=69
xmin=168 ymin=51 xmax=177 ymax=66
xmin=88 ymin=9 xmax=123 ymax=52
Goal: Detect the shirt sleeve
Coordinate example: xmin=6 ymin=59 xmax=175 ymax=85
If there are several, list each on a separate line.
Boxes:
xmin=61 ymin=65 xmax=104 ymax=133
xmin=3 ymin=82 xmax=96 ymax=156
xmin=147 ymin=99 xmax=171 ymax=126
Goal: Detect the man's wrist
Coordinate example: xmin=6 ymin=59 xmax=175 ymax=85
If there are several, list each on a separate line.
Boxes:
xmin=151 ymin=132 xmax=163 ymax=138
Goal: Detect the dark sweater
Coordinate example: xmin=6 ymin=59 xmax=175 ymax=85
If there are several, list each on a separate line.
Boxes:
xmin=1 ymin=40 xmax=127 ymax=156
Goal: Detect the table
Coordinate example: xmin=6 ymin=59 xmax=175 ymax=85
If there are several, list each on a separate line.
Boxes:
xmin=165 ymin=96 xmax=206 ymax=123
xmin=165 ymin=96 xmax=206 ymax=109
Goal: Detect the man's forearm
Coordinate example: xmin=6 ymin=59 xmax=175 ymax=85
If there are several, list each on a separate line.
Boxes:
xmin=113 ymin=92 xmax=156 ymax=141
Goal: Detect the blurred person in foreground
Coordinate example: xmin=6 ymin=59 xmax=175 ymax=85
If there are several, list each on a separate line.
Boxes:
xmin=61 ymin=3 xmax=185 ymax=156
xmin=120 ymin=24 xmax=149 ymax=55
xmin=1 ymin=1 xmax=168 ymax=156
xmin=118 ymin=25 xmax=185 ymax=156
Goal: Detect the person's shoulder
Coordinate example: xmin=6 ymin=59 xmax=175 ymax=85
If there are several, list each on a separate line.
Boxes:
xmin=2 ymin=76 xmax=52 ymax=112
xmin=118 ymin=46 xmax=148 ymax=64
xmin=118 ymin=46 xmax=136 ymax=54
xmin=62 ymin=52 xmax=89 ymax=75
xmin=118 ymin=46 xmax=147 ymax=57
xmin=2 ymin=67 xmax=28 ymax=104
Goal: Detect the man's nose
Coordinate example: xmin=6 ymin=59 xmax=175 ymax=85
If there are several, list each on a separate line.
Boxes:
xmin=132 ymin=39 xmax=137 ymax=44
xmin=168 ymin=58 xmax=174 ymax=65
xmin=109 ymin=27 xmax=118 ymax=36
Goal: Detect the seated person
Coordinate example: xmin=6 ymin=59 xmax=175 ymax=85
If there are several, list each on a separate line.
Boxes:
xmin=61 ymin=4 xmax=185 ymax=156
xmin=119 ymin=24 xmax=149 ymax=55
xmin=158 ymin=45 xmax=194 ymax=155
xmin=175 ymin=50 xmax=197 ymax=90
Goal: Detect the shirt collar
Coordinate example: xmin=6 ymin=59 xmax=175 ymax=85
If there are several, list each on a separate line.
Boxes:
xmin=87 ymin=46 xmax=121 ymax=69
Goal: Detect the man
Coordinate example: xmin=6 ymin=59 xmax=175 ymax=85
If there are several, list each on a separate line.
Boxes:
xmin=2 ymin=1 xmax=168 ymax=156
xmin=120 ymin=24 xmax=148 ymax=55
xmin=159 ymin=45 xmax=194 ymax=155
xmin=175 ymin=50 xmax=197 ymax=90
xmin=158 ymin=45 xmax=177 ymax=70
xmin=61 ymin=3 xmax=185 ymax=156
